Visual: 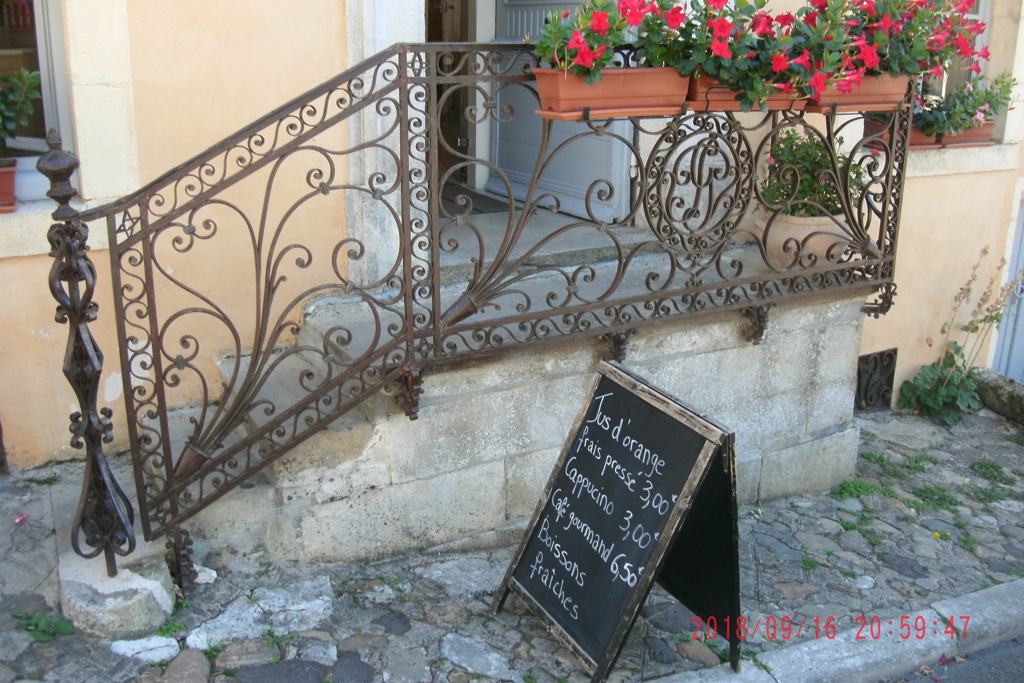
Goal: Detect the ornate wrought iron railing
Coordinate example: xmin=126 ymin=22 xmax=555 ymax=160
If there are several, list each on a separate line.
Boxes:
xmin=41 ymin=43 xmax=910 ymax=585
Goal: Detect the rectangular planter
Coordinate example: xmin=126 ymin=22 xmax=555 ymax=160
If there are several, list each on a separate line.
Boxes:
xmin=686 ymin=74 xmax=804 ymax=112
xmin=534 ymin=67 xmax=689 ymax=120
xmin=941 ymin=120 xmax=995 ymax=147
xmin=807 ymin=74 xmax=911 ymax=113
xmin=0 ymin=158 xmax=16 ymax=213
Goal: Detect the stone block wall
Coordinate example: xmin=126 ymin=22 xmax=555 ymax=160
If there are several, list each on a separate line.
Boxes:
xmin=188 ymin=292 xmax=865 ymax=566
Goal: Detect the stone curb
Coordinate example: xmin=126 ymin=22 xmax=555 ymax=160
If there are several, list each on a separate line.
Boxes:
xmin=658 ymin=579 xmax=1024 ymax=682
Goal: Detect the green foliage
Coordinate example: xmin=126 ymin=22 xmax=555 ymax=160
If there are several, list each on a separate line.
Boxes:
xmin=966 ymin=485 xmax=1006 ymax=504
xmin=830 ymin=478 xmax=881 ymax=499
xmin=898 ymin=342 xmax=980 ymax=425
xmin=262 ymin=628 xmax=294 ymax=648
xmin=1003 ymin=435 xmax=1024 ymax=447
xmin=959 ymin=535 xmax=979 ymax=553
xmin=911 ymin=485 xmax=960 ymax=512
xmin=24 ymin=474 xmax=59 ymax=485
xmin=203 ymin=643 xmax=228 ymax=661
xmin=969 ymin=460 xmax=1016 ymax=485
xmin=760 ymin=129 xmax=866 ymax=217
xmin=12 ymin=612 xmax=75 ymax=642
xmin=523 ymin=674 xmax=539 ymax=683
xmin=801 ymin=552 xmax=820 ymax=571
xmin=914 ymin=72 xmax=1017 ymax=137
xmin=904 ymin=454 xmax=937 ymax=473
xmin=0 ymin=67 xmax=40 ymax=148
xmin=156 ymin=619 xmax=186 ymax=637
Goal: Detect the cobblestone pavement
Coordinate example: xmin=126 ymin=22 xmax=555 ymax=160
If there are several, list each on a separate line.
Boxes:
xmin=1 ymin=409 xmax=1024 ymax=683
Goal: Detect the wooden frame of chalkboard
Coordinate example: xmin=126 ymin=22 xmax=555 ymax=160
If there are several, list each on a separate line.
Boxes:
xmin=493 ymin=361 xmax=740 ymax=682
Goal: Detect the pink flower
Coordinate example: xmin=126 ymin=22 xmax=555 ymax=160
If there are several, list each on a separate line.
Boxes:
xmin=14 ymin=513 xmax=28 ymax=525
xmin=764 ymin=154 xmax=775 ymax=165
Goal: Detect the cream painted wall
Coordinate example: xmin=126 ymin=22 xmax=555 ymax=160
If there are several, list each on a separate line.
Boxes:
xmin=860 ymin=163 xmax=1019 ymax=391
xmin=127 ymin=1 xmax=348 ymax=184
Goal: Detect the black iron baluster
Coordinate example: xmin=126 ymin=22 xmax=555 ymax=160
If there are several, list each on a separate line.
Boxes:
xmin=39 ymin=130 xmax=136 ymax=577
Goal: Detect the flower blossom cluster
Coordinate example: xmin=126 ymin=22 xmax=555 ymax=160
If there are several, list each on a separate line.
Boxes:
xmin=534 ymin=0 xmax=992 ymax=111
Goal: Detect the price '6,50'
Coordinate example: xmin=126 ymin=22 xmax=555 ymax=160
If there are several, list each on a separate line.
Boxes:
xmin=610 ymin=553 xmax=644 ymax=587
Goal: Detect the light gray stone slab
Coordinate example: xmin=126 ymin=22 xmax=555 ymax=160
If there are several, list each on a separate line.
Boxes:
xmin=753 ymin=608 xmax=953 ymax=683
xmin=109 ymin=636 xmax=180 ymax=663
xmin=441 ymin=634 xmax=517 ymax=681
xmin=931 ymin=579 xmax=1024 ymax=654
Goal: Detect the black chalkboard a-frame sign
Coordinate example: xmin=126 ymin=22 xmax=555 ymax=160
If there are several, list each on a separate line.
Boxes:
xmin=493 ymin=362 xmax=740 ymax=682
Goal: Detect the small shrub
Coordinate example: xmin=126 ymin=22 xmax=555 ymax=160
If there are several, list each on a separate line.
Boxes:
xmin=899 ymin=249 xmax=1022 ymax=425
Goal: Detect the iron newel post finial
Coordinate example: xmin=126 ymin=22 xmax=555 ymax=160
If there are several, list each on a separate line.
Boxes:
xmin=39 ymin=129 xmax=136 ymax=577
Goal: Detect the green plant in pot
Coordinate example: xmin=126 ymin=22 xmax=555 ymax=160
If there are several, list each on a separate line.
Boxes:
xmin=914 ymin=71 xmax=1017 ymax=141
xmin=0 ymin=67 xmax=41 ymax=212
xmin=756 ymin=128 xmax=872 ymax=268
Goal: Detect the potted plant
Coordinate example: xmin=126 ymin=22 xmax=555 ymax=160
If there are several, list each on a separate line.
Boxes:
xmin=756 ymin=128 xmax=873 ymax=269
xmin=533 ymin=0 xmax=692 ymax=115
xmin=798 ymin=0 xmax=989 ymax=110
xmin=930 ymin=72 xmax=1017 ymax=145
xmin=0 ymin=67 xmax=41 ymax=212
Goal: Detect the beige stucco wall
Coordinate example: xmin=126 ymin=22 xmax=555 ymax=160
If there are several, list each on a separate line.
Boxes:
xmin=0 ymin=1 xmax=357 ymax=468
xmin=860 ymin=144 xmax=1022 ymax=392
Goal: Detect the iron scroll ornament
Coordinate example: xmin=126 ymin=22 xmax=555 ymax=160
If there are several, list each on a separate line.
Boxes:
xmin=40 ymin=130 xmax=136 ymax=576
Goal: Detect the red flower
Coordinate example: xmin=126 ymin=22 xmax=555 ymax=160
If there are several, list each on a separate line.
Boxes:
xmin=711 ymin=38 xmax=732 ymax=59
xmin=567 ymin=30 xmax=588 ymax=51
xmin=709 ymin=17 xmax=735 ymax=39
xmin=708 ymin=0 xmax=729 ymax=10
xmin=775 ymin=13 xmax=795 ymax=29
xmin=792 ymin=51 xmax=812 ymax=71
xmin=953 ymin=34 xmax=974 ymax=59
xmin=664 ymin=6 xmax=686 ymax=29
xmin=774 ymin=82 xmax=795 ymax=95
xmin=876 ymin=13 xmax=898 ymax=35
xmin=590 ymin=10 xmax=611 ymax=36
xmin=574 ymin=43 xmax=608 ymax=68
xmin=809 ymin=71 xmax=828 ymax=98
xmin=977 ymin=45 xmax=991 ymax=60
xmin=771 ymin=53 xmax=789 ymax=73
xmin=857 ymin=0 xmax=877 ymax=18
xmin=857 ymin=42 xmax=881 ymax=70
xmin=967 ymin=61 xmax=982 ymax=74
xmin=751 ymin=12 xmax=775 ymax=37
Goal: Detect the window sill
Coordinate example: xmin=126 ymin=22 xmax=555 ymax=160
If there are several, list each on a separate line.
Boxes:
xmin=0 ymin=197 xmax=101 ymax=259
xmin=906 ymin=141 xmax=1019 ymax=178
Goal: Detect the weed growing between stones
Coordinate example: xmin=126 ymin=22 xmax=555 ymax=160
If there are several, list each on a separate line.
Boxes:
xmin=959 ymin=535 xmax=979 ymax=553
xmin=904 ymin=454 xmax=937 ymax=473
xmin=830 ymin=479 xmax=882 ymax=499
xmin=966 ymin=484 xmax=1005 ymax=504
xmin=910 ymin=485 xmax=960 ymax=512
xmin=23 ymin=474 xmax=59 ymax=485
xmin=898 ymin=248 xmax=1024 ymax=425
xmin=155 ymin=619 xmax=186 ymax=637
xmin=801 ymin=552 xmax=820 ymax=571
xmin=969 ymin=460 xmax=1016 ymax=485
xmin=1003 ymin=434 xmax=1024 ymax=447
xmin=12 ymin=612 xmax=74 ymax=642
xmin=203 ymin=643 xmax=228 ymax=661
